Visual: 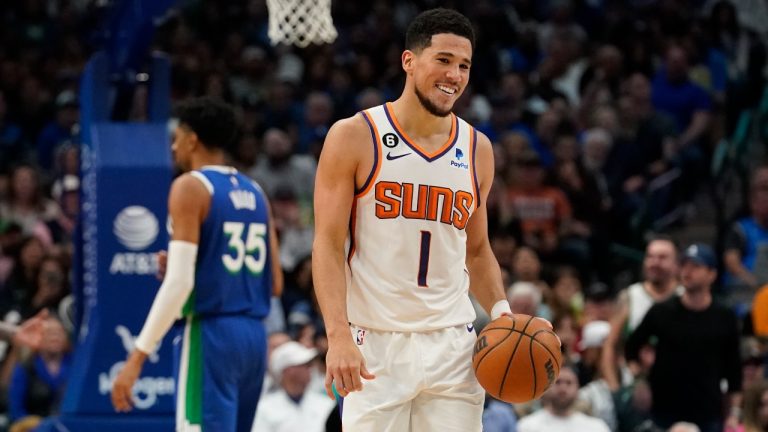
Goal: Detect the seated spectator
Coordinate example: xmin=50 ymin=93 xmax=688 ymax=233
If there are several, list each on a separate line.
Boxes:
xmin=0 ymin=164 xmax=60 ymax=243
xmin=575 ymin=320 xmax=611 ymax=386
xmin=548 ymin=266 xmax=583 ymax=321
xmin=507 ymin=150 xmax=573 ymax=256
xmin=581 ymin=282 xmax=616 ymax=323
xmin=248 ymin=128 xmax=316 ymax=222
xmin=2 ymin=236 xmax=46 ymax=317
xmin=272 ymin=188 xmax=313 ymax=272
xmin=483 ymin=396 xmax=518 ymax=432
xmin=740 ymin=380 xmax=768 ymax=432
xmin=297 ymin=92 xmax=333 ymax=155
xmin=35 ymin=91 xmax=78 ymax=172
xmin=670 ymin=422 xmax=701 ymax=432
xmin=651 ymin=45 xmax=712 ymax=149
xmin=517 ymin=364 xmax=611 ymax=432
xmin=261 ymin=331 xmax=292 ymax=396
xmin=740 ymin=338 xmax=766 ymax=392
xmin=575 ymin=321 xmax=617 ymax=430
xmin=253 ymin=341 xmax=334 ymax=432
xmin=48 ymin=173 xmax=79 ymax=245
xmin=613 ymin=376 xmax=659 ymax=432
xmin=511 ymin=246 xmax=550 ymax=294
xmin=553 ymin=313 xmax=580 ymax=365
xmin=8 ymin=312 xmax=72 ymax=425
xmin=724 ymin=166 xmax=768 ymax=290
xmin=507 ymin=281 xmax=551 ymax=320
xmin=29 ymin=255 xmax=69 ymax=315
xmin=0 ymin=91 xmax=25 ymax=172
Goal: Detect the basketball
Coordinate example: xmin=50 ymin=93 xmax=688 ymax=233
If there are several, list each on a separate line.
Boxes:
xmin=472 ymin=314 xmax=562 ymax=403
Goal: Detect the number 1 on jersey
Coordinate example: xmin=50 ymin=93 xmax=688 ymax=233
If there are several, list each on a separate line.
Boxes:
xmin=418 ymin=230 xmax=431 ymax=287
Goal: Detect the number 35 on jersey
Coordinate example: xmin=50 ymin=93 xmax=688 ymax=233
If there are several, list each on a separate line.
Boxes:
xmin=222 ymin=222 xmax=267 ymax=274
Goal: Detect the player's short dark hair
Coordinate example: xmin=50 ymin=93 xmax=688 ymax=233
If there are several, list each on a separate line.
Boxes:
xmin=405 ymin=8 xmax=475 ymax=52
xmin=174 ymin=97 xmax=238 ymax=153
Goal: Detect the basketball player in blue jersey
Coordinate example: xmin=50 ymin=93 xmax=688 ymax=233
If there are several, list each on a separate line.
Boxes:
xmin=313 ymin=8 xmax=555 ymax=431
xmin=110 ymin=97 xmax=283 ymax=432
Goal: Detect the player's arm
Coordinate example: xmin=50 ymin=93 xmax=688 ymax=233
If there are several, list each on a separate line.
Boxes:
xmin=465 ymin=132 xmax=509 ymax=319
xmin=111 ymin=174 xmax=207 ymax=412
xmin=601 ymin=289 xmax=629 ymax=391
xmin=312 ymin=115 xmax=375 ymax=399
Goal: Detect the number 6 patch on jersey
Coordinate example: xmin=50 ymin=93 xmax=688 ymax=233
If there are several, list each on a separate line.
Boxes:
xmin=356 ymin=329 xmax=367 ymax=346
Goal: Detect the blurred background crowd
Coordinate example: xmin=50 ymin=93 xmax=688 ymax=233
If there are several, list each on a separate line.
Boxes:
xmin=0 ymin=0 xmax=768 ymax=431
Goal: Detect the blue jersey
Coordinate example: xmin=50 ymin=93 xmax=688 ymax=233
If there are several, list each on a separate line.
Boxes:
xmin=184 ymin=166 xmax=273 ymax=319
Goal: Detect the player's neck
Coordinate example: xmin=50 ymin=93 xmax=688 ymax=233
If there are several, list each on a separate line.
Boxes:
xmin=189 ymin=150 xmax=228 ymax=171
xmin=390 ymin=94 xmax=452 ymax=139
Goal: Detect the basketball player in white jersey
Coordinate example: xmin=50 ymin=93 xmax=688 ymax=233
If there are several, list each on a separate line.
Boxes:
xmin=313 ymin=8 xmax=551 ymax=431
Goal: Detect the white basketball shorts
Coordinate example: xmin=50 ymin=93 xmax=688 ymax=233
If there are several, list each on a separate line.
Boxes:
xmin=342 ymin=323 xmax=485 ymax=431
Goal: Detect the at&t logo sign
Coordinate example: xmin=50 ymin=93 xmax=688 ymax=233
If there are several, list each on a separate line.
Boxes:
xmin=110 ymin=206 xmax=160 ymax=275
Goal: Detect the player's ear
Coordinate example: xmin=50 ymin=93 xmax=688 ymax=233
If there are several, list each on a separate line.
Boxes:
xmin=402 ymin=50 xmax=415 ymax=74
xmin=187 ymin=130 xmax=201 ymax=150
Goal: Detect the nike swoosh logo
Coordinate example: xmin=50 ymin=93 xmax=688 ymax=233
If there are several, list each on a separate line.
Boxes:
xmin=386 ymin=152 xmax=411 ymax=160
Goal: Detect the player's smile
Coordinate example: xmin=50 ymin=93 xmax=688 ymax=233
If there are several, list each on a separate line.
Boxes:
xmin=436 ymin=83 xmax=458 ymax=96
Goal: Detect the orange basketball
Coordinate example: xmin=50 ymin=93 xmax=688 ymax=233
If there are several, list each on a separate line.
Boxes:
xmin=472 ymin=314 xmax=562 ymax=403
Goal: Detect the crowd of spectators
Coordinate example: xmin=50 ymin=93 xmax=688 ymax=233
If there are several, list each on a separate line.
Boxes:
xmin=0 ymin=0 xmax=768 ymax=431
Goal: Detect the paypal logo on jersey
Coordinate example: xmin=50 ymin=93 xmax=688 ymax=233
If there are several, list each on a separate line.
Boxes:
xmin=450 ymin=147 xmax=469 ymax=170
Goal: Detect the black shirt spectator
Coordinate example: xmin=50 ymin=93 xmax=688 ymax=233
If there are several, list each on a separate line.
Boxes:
xmin=626 ymin=244 xmax=742 ymax=431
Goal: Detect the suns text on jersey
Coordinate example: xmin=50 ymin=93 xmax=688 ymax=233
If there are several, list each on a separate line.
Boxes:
xmin=374 ymin=181 xmax=473 ymax=229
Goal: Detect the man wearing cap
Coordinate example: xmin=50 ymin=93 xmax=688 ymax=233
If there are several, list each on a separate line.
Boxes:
xmin=625 ymin=243 xmax=742 ymax=432
xmin=253 ymin=341 xmax=335 ymax=432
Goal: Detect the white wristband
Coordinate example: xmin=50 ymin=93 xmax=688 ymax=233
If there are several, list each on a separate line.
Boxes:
xmin=490 ymin=300 xmax=512 ymax=320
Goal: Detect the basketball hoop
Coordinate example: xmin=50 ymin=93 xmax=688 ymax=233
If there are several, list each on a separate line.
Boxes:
xmin=266 ymin=0 xmax=338 ymax=48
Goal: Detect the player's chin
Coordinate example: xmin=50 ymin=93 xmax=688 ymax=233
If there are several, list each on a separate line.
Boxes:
xmin=429 ymin=98 xmax=455 ymax=117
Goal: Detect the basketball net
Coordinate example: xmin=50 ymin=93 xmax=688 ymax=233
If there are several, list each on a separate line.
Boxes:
xmin=266 ymin=0 xmax=338 ymax=48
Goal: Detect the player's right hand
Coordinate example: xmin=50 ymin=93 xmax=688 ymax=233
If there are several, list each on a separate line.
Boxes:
xmin=324 ymin=336 xmax=375 ymax=399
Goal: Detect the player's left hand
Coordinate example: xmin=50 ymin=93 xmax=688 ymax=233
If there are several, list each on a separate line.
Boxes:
xmin=111 ymin=350 xmax=147 ymax=412
xmin=532 ymin=316 xmax=562 ymax=347
xmin=503 ymin=313 xmax=561 ymax=347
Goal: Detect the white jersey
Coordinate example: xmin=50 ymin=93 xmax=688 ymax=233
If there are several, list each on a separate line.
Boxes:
xmin=346 ymin=103 xmax=479 ymax=332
